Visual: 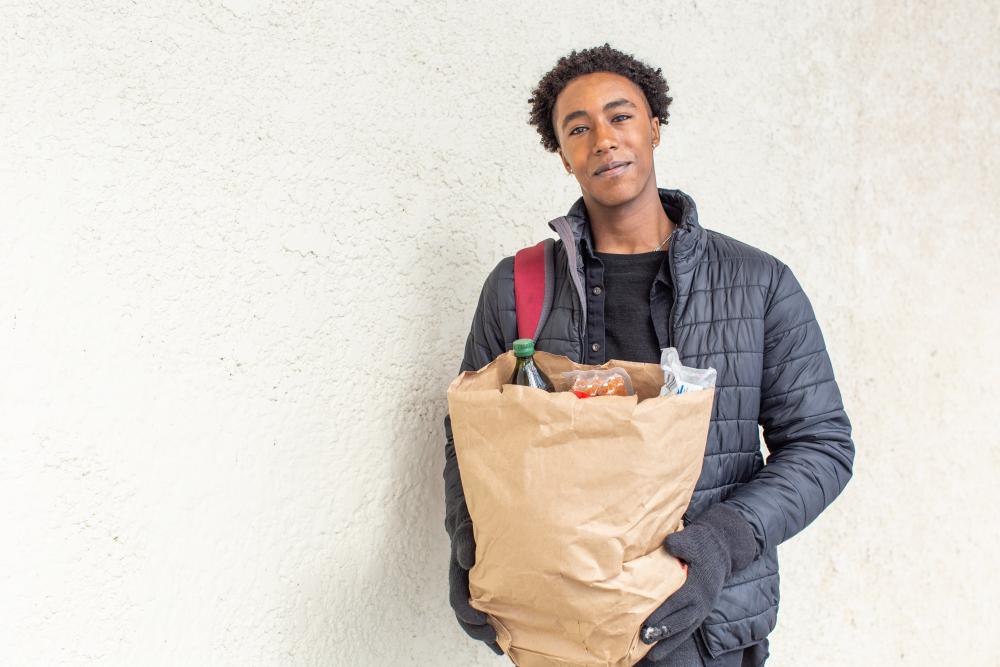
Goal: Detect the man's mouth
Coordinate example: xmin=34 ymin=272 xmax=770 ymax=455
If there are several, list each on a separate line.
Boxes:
xmin=594 ymin=161 xmax=631 ymax=177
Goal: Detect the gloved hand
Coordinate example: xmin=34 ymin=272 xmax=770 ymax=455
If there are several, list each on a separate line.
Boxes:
xmin=635 ymin=632 xmax=702 ymax=666
xmin=448 ymin=519 xmax=503 ymax=656
xmin=639 ymin=503 xmax=757 ymax=662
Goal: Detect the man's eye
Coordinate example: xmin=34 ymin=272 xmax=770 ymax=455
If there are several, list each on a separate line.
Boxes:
xmin=613 ymin=114 xmax=632 ymax=122
xmin=569 ymin=126 xmax=586 ymax=135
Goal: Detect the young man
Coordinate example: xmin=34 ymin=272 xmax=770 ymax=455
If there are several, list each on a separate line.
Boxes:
xmin=443 ymin=44 xmax=854 ymax=666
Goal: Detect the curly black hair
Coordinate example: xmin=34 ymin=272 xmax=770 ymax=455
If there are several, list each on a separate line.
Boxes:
xmin=528 ymin=43 xmax=672 ymax=153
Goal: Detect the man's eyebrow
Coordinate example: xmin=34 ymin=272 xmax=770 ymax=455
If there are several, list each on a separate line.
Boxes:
xmin=560 ymin=98 xmax=638 ymax=130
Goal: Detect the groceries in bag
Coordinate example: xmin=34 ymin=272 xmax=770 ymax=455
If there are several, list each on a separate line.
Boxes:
xmin=510 ymin=338 xmax=554 ymax=392
xmin=561 ymin=368 xmax=635 ymax=398
xmin=659 ymin=347 xmax=717 ymax=396
xmin=447 ymin=350 xmax=717 ymax=666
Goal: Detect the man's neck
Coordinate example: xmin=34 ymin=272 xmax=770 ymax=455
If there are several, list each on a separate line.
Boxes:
xmin=584 ymin=183 xmax=675 ymax=254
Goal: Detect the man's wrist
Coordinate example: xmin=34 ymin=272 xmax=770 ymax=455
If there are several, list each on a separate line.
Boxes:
xmin=694 ymin=503 xmax=757 ymax=572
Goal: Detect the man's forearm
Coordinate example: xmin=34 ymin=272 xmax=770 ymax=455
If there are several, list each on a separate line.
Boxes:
xmin=726 ymin=425 xmax=854 ymax=555
xmin=724 ymin=263 xmax=855 ymax=554
xmin=443 ymin=412 xmax=472 ymax=541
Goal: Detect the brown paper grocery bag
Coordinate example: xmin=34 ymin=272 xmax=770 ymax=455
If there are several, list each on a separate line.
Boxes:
xmin=447 ymin=351 xmax=715 ymax=667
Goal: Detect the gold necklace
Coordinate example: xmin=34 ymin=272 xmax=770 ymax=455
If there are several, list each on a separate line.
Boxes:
xmin=653 ymin=231 xmax=672 ymax=252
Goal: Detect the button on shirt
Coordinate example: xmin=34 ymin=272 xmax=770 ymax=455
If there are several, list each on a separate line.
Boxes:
xmin=578 ymin=201 xmax=683 ymax=366
xmin=592 ymin=249 xmax=666 ymax=364
xmin=580 ymin=238 xmax=676 ymax=365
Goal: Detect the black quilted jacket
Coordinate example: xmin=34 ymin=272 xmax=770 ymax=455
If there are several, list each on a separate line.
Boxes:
xmin=443 ymin=188 xmax=854 ymax=659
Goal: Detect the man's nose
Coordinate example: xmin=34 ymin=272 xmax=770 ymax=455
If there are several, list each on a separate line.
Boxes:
xmin=592 ymin=121 xmax=618 ymax=153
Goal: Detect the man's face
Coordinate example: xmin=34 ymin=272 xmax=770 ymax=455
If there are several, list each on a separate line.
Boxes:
xmin=552 ymin=72 xmax=660 ymax=208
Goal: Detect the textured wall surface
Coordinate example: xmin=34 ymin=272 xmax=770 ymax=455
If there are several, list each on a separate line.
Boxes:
xmin=2 ymin=2 xmax=998 ymax=665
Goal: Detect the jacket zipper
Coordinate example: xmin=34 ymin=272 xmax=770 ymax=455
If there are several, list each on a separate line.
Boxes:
xmin=667 ymin=227 xmax=691 ymax=529
xmin=579 ymin=257 xmax=588 ymax=362
xmin=666 ymin=228 xmax=679 ymax=349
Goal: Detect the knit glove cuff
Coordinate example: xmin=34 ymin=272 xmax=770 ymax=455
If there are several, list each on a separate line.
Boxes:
xmin=688 ymin=503 xmax=757 ymax=573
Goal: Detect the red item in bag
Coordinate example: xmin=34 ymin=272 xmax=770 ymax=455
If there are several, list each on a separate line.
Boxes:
xmin=562 ymin=368 xmax=635 ymax=397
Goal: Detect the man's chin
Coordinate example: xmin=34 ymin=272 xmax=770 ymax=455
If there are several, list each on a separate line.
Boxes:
xmin=582 ymin=182 xmax=644 ymax=209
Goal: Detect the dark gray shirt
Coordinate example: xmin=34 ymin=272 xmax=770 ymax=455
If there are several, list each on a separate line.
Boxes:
xmin=593 ymin=249 xmax=667 ymax=364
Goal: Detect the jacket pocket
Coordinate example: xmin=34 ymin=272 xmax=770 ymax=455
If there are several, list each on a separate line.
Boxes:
xmin=698 ymin=546 xmax=779 ymax=659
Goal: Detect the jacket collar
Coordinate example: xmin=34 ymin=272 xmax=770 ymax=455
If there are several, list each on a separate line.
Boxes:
xmin=547 ymin=188 xmax=706 ymax=271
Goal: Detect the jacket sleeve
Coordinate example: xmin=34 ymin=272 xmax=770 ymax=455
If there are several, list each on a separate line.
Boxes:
xmin=443 ymin=260 xmax=511 ymax=542
xmin=725 ymin=262 xmax=855 ymax=556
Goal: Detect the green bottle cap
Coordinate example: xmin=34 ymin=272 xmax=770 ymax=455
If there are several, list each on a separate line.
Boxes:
xmin=512 ymin=339 xmax=535 ymax=357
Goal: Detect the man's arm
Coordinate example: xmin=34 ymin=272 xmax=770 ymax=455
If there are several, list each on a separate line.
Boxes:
xmin=724 ymin=262 xmax=855 ymax=555
xmin=640 ymin=262 xmax=854 ymax=659
xmin=443 ymin=258 xmax=511 ymax=542
xmin=443 ymin=259 xmax=511 ymax=655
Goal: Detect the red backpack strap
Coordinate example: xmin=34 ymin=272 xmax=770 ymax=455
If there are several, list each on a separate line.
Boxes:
xmin=513 ymin=239 xmax=555 ymax=342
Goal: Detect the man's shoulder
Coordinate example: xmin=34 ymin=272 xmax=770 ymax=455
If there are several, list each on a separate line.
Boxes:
xmin=471 ymin=255 xmax=515 ymax=314
xmin=702 ymin=228 xmax=783 ymax=265
xmin=701 ymin=228 xmax=788 ymax=283
xmin=480 ymin=238 xmax=558 ymax=295
xmin=483 ymin=254 xmax=515 ymax=290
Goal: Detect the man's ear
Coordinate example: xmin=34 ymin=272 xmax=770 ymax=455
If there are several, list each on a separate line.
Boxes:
xmin=650 ymin=117 xmax=661 ymax=147
xmin=558 ymin=148 xmax=572 ymax=173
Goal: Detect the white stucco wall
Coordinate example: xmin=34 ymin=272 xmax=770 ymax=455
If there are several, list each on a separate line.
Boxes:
xmin=2 ymin=2 xmax=997 ymax=665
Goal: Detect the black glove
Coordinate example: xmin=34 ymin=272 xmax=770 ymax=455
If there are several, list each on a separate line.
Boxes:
xmin=448 ymin=519 xmax=503 ymax=656
xmin=635 ymin=632 xmax=702 ymax=666
xmin=639 ymin=503 xmax=757 ymax=662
